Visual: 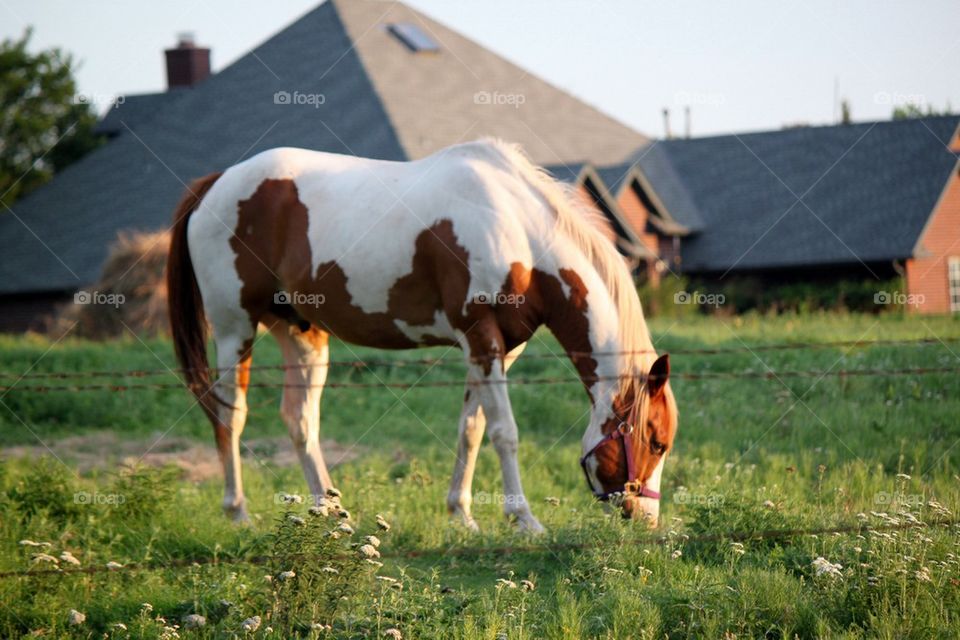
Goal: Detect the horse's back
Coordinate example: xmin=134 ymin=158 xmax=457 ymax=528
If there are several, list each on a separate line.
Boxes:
xmin=188 ymin=144 xmax=541 ymax=348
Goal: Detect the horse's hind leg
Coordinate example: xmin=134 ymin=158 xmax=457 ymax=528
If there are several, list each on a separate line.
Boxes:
xmin=212 ymin=324 xmax=256 ymax=522
xmin=447 ymin=342 xmax=525 ymax=529
xmin=270 ymin=322 xmax=333 ymax=503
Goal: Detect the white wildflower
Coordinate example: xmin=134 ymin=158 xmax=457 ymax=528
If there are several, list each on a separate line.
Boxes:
xmin=321 ymin=566 xmax=339 ymax=574
xmin=309 ymin=504 xmax=330 ymax=517
xmin=376 ymin=576 xmax=397 ymax=583
xmin=113 ymin=623 xmax=128 ymax=631
xmin=383 ymin=628 xmax=402 ymax=639
xmin=337 ymin=508 xmax=351 ymax=520
xmin=366 ymin=559 xmax=384 ymax=568
xmin=376 ymin=514 xmax=392 ymax=531
xmin=520 ymin=579 xmax=535 ymax=591
xmin=544 ymin=496 xmax=561 ymax=506
xmin=106 ymin=561 xmax=123 ymax=570
xmin=364 ymin=535 xmax=381 ymax=548
xmin=915 ymin=566 xmax=932 ymax=583
xmin=671 ymin=550 xmax=683 ymax=559
xmin=68 ymin=610 xmax=86 ymax=625
xmin=182 ymin=614 xmax=206 ymax=629
xmin=495 ymin=578 xmax=518 ymax=589
xmin=287 ymin=514 xmax=305 ymax=526
xmin=762 ymin=500 xmax=776 ymax=509
xmin=280 ymin=493 xmax=303 ymax=504
xmin=31 ymin=553 xmax=58 ymax=564
xmin=337 ymin=523 xmax=355 ymax=535
xmin=141 ymin=603 xmax=154 ymax=613
xmin=895 ymin=473 xmax=911 ymax=480
xmin=359 ymin=544 xmax=381 ymax=559
xmin=311 ymin=622 xmax=332 ymax=631
xmin=326 ymin=487 xmax=342 ymax=499
xmin=277 ymin=570 xmax=296 ymax=581
xmin=59 ymin=551 xmax=81 ymax=566
xmin=812 ymin=556 xmax=843 ymax=579
xmin=18 ymin=539 xmax=51 ymax=548
xmin=240 ymin=615 xmax=261 ymax=633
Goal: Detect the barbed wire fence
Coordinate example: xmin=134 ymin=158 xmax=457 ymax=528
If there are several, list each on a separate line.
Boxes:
xmin=0 ymin=335 xmax=957 ymax=579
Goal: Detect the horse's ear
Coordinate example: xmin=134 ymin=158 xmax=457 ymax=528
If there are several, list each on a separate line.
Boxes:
xmin=648 ymin=354 xmax=670 ymax=398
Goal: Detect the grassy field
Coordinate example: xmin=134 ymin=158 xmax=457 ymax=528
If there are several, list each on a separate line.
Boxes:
xmin=1 ymin=313 xmax=959 ymax=638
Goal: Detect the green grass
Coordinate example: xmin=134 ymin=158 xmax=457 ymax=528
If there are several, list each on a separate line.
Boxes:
xmin=1 ymin=313 xmax=959 ymax=638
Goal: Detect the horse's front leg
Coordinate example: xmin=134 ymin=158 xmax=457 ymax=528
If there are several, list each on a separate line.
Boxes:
xmin=466 ymin=345 xmax=543 ymax=533
xmin=447 ymin=343 xmax=525 ymax=530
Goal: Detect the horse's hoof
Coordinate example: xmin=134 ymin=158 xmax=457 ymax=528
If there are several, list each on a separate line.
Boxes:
xmin=513 ymin=515 xmax=546 ymax=535
xmin=450 ymin=512 xmax=481 ymax=533
xmin=224 ymin=504 xmax=250 ymax=524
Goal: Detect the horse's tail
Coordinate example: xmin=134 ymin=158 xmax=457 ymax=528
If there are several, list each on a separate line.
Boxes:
xmin=167 ymin=171 xmax=223 ymax=422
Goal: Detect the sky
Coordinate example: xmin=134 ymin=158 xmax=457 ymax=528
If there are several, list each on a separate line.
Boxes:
xmin=2 ymin=0 xmax=958 ymax=138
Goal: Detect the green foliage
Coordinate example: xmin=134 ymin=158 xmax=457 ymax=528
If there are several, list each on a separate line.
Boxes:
xmin=0 ymin=28 xmax=102 ymax=207
xmin=690 ymin=276 xmax=904 ymax=314
xmin=892 ymin=102 xmax=954 ymax=120
xmin=0 ymin=315 xmax=958 ymax=637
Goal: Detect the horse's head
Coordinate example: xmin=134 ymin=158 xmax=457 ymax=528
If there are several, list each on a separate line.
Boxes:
xmin=580 ymin=354 xmax=678 ymax=526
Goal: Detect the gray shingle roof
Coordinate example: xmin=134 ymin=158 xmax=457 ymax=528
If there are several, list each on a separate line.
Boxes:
xmin=629 ymin=116 xmax=960 ymax=273
xmin=0 ymin=1 xmax=407 ymax=296
xmin=336 ymin=0 xmax=646 ymax=164
xmin=0 ymin=0 xmax=648 ymax=297
xmin=94 ymin=91 xmax=180 ymax=136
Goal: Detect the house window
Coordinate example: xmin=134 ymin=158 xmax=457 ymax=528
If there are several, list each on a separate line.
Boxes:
xmin=386 ymin=23 xmax=440 ymax=53
xmin=950 ymin=257 xmax=960 ymax=313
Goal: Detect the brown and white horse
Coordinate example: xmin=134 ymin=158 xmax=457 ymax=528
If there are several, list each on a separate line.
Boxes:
xmin=167 ymin=139 xmax=678 ymax=532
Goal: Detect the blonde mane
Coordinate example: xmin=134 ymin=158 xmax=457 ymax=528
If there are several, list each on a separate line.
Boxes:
xmin=477 ymin=139 xmax=655 ymax=397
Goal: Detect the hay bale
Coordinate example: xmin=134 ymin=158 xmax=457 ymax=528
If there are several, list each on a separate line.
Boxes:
xmin=54 ymin=230 xmax=171 ymax=339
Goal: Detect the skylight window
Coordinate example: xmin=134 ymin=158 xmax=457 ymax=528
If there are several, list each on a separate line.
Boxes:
xmin=387 ymin=22 xmax=440 ymax=53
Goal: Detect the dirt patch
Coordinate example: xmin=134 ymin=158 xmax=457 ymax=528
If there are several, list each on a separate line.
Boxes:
xmin=0 ymin=432 xmax=360 ymax=482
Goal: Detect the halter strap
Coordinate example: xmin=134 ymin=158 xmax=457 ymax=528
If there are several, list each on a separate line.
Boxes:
xmin=579 ymin=427 xmax=661 ymax=501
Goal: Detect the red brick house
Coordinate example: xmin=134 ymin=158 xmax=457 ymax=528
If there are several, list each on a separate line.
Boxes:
xmin=616 ymin=116 xmax=960 ymax=314
xmin=906 ymin=129 xmax=960 ymax=313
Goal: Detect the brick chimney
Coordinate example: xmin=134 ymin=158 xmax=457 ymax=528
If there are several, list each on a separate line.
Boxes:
xmin=164 ymin=33 xmax=210 ymax=89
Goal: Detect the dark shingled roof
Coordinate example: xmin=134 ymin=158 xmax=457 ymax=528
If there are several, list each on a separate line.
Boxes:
xmin=0 ymin=0 xmax=647 ymax=297
xmin=94 ymin=91 xmax=181 ymax=136
xmin=629 ymin=116 xmax=960 ymax=273
xmin=0 ymin=1 xmax=407 ymax=296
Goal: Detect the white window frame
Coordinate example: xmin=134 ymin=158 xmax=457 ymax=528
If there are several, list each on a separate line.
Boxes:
xmin=949 ymin=256 xmax=960 ymax=313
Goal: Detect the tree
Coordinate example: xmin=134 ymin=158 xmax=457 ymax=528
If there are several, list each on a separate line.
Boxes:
xmin=840 ymin=99 xmax=851 ymax=125
xmin=892 ymin=102 xmax=953 ymax=120
xmin=0 ymin=28 xmax=102 ymax=208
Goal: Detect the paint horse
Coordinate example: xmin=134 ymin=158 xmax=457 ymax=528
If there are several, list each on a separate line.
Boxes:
xmin=167 ymin=139 xmax=678 ymax=532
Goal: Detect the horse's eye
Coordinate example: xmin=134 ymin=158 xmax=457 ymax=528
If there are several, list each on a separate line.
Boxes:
xmin=651 ymin=441 xmax=667 ymax=455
